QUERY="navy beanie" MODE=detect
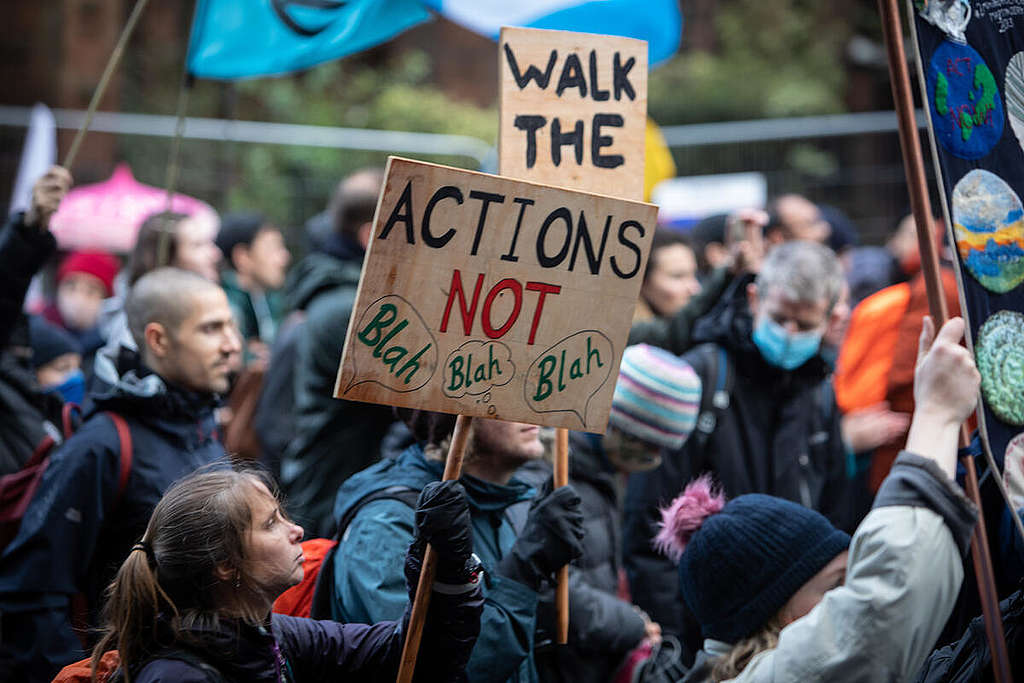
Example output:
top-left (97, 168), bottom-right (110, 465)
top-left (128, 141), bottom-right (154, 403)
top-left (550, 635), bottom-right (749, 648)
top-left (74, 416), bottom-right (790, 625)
top-left (675, 492), bottom-right (850, 644)
top-left (29, 315), bottom-right (82, 369)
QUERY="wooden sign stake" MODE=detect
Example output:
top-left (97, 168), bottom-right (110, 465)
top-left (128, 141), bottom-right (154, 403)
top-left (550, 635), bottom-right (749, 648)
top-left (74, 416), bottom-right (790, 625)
top-left (397, 413), bottom-right (474, 683)
top-left (554, 427), bottom-right (570, 643)
top-left (878, 1), bottom-right (1010, 680)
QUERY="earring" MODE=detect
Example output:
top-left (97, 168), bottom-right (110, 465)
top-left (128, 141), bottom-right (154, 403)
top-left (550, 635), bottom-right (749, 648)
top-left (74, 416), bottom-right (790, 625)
top-left (234, 571), bottom-right (241, 590)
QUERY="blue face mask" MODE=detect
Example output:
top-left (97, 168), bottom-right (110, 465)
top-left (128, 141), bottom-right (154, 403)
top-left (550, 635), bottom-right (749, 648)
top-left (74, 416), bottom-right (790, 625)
top-left (752, 316), bottom-right (823, 370)
top-left (44, 369), bottom-right (86, 405)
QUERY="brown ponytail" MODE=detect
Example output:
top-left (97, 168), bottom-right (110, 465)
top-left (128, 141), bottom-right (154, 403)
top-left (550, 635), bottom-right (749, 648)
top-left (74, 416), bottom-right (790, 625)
top-left (90, 464), bottom-right (282, 681)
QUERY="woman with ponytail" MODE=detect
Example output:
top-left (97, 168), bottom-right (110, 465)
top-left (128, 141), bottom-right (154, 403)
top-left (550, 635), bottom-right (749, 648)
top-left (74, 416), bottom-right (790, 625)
top-left (88, 465), bottom-right (483, 682)
top-left (656, 317), bottom-right (980, 682)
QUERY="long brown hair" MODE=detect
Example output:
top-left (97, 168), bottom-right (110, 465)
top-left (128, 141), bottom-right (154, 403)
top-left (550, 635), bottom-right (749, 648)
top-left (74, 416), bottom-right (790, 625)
top-left (128, 212), bottom-right (189, 285)
top-left (90, 465), bottom-right (281, 681)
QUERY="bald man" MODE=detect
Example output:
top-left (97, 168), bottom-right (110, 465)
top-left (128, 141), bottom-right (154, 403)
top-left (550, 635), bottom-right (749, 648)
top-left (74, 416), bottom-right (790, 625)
top-left (0, 267), bottom-right (240, 681)
top-left (765, 194), bottom-right (831, 246)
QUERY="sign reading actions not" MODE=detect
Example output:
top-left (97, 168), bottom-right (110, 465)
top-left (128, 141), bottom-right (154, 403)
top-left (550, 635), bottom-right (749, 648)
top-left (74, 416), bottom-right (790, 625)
top-left (335, 157), bottom-right (657, 432)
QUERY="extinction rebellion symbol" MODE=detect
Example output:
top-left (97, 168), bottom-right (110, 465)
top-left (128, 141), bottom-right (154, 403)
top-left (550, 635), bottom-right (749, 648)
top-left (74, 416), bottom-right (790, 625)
top-left (272, 0), bottom-right (347, 37)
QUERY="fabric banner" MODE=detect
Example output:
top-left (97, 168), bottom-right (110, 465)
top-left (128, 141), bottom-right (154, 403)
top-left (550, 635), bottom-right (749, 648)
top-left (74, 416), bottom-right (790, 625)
top-left (908, 0), bottom-right (1024, 482)
top-left (187, 0), bottom-right (431, 79)
top-left (424, 0), bottom-right (683, 66)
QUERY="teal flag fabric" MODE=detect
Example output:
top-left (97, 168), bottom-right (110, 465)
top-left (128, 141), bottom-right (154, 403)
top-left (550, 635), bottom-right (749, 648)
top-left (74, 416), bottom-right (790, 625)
top-left (187, 0), bottom-right (431, 79)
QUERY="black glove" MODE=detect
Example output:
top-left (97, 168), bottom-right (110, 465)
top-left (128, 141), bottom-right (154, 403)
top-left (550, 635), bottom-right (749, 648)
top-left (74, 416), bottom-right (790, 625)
top-left (409, 480), bottom-right (474, 584)
top-left (498, 484), bottom-right (585, 591)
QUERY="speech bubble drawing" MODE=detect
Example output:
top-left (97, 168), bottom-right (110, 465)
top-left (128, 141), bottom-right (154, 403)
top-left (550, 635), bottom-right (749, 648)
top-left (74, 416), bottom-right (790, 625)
top-left (442, 340), bottom-right (516, 398)
top-left (343, 294), bottom-right (438, 395)
top-left (523, 330), bottom-right (614, 428)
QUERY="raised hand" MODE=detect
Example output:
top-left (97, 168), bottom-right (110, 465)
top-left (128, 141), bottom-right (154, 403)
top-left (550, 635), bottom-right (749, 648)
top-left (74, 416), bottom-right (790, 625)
top-left (25, 166), bottom-right (72, 231)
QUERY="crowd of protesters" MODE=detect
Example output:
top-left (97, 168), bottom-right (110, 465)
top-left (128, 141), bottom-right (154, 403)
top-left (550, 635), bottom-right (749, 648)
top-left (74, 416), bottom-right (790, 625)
top-left (0, 164), bottom-right (1020, 682)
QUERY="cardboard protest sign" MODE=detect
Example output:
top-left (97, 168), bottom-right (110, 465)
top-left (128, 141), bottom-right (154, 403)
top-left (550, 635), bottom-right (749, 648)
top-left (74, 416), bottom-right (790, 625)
top-left (335, 156), bottom-right (657, 432)
top-left (499, 27), bottom-right (648, 199)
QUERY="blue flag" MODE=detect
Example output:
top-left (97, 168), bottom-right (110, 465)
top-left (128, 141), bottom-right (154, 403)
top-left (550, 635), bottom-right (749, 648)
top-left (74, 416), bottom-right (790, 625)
top-left (187, 0), bottom-right (432, 79)
top-left (425, 0), bottom-right (683, 66)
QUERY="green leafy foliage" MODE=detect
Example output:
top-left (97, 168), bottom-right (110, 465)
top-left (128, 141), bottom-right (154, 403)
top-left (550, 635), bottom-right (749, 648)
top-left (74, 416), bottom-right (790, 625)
top-left (650, 0), bottom-right (849, 124)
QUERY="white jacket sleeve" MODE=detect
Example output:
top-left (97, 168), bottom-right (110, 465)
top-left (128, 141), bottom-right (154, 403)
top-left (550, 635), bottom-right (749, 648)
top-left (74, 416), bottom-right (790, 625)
top-left (732, 505), bottom-right (964, 682)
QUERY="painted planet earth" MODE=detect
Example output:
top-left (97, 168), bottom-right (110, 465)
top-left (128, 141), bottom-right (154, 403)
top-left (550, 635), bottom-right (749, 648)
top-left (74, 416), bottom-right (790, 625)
top-left (927, 41), bottom-right (1004, 160)
top-left (952, 169), bottom-right (1024, 294)
top-left (975, 310), bottom-right (1024, 426)
top-left (1005, 52), bottom-right (1024, 153)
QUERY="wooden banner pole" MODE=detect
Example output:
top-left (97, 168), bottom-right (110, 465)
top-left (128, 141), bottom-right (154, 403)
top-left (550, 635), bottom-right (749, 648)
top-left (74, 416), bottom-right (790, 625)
top-left (396, 413), bottom-right (474, 683)
top-left (63, 0), bottom-right (152, 169)
top-left (554, 427), bottom-right (570, 644)
top-left (878, 1), bottom-right (1011, 680)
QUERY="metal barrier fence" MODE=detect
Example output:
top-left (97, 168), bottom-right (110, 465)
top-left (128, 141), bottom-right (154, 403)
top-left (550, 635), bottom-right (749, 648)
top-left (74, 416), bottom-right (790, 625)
top-left (0, 106), bottom-right (941, 245)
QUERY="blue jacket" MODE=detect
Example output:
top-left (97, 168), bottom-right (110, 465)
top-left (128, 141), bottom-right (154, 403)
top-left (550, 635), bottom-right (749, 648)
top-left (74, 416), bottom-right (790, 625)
top-left (0, 347), bottom-right (226, 681)
top-left (332, 445), bottom-right (540, 683)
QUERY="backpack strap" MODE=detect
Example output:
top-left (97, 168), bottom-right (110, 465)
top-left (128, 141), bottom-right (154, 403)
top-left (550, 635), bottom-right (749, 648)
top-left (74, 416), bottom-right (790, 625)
top-left (691, 344), bottom-right (735, 451)
top-left (309, 485), bottom-right (420, 620)
top-left (61, 403), bottom-right (82, 440)
top-left (103, 412), bottom-right (133, 503)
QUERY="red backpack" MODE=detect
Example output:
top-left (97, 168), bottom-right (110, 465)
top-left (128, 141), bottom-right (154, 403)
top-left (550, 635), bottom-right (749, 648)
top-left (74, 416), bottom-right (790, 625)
top-left (0, 406), bottom-right (133, 551)
top-left (52, 649), bottom-right (121, 683)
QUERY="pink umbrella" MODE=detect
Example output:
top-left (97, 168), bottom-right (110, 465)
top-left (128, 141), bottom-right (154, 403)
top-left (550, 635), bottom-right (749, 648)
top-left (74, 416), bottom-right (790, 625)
top-left (49, 163), bottom-right (219, 253)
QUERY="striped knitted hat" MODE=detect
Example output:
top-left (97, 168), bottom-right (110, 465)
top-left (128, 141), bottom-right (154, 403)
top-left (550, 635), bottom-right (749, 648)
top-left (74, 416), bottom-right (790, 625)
top-left (609, 344), bottom-right (701, 450)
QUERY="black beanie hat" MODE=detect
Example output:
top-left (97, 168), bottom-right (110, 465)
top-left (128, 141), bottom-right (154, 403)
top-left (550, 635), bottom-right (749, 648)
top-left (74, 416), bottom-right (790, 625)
top-left (29, 315), bottom-right (82, 369)
top-left (657, 478), bottom-right (851, 644)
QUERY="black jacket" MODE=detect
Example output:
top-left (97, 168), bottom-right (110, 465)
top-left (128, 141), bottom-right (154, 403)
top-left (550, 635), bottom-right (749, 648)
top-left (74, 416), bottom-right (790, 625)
top-left (916, 586), bottom-right (1024, 683)
top-left (280, 239), bottom-right (396, 537)
top-left (622, 287), bottom-right (848, 651)
top-left (512, 435), bottom-right (647, 682)
top-left (0, 347), bottom-right (226, 681)
top-left (131, 601), bottom-right (482, 683)
top-left (0, 212), bottom-right (62, 474)
top-left (253, 244), bottom-right (356, 472)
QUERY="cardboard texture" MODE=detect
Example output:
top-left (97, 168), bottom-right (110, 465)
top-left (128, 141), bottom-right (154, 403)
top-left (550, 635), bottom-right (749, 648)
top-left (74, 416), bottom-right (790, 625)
top-left (334, 156), bottom-right (657, 432)
top-left (499, 26), bottom-right (648, 199)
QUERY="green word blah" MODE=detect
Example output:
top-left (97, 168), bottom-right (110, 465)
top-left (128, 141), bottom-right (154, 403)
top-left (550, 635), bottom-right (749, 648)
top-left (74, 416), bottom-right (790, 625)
top-left (357, 303), bottom-right (431, 385)
top-left (531, 336), bottom-right (604, 401)
top-left (447, 346), bottom-right (503, 393)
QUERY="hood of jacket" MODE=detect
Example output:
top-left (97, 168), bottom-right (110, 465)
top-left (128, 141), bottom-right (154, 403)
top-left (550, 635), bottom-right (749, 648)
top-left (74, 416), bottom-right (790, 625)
top-left (140, 613), bottom-right (284, 683)
top-left (333, 443), bottom-right (534, 525)
top-left (88, 345), bottom-right (220, 426)
top-left (690, 275), bottom-right (831, 390)
top-left (284, 235), bottom-right (364, 312)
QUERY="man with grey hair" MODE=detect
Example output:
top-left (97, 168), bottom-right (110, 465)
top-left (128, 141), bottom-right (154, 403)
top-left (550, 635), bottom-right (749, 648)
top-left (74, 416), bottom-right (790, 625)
top-left (622, 241), bottom-right (851, 661)
top-left (0, 267), bottom-right (238, 680)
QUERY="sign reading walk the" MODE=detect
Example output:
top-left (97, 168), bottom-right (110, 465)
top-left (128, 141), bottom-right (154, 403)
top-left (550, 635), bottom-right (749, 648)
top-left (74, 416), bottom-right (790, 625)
top-left (335, 156), bottom-right (657, 432)
top-left (499, 27), bottom-right (648, 199)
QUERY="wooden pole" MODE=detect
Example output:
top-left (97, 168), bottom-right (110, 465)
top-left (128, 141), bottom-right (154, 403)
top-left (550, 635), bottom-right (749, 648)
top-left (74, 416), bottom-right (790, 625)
top-left (63, 0), bottom-right (152, 169)
top-left (554, 428), bottom-right (570, 644)
top-left (878, 1), bottom-right (1011, 680)
top-left (396, 414), bottom-right (473, 683)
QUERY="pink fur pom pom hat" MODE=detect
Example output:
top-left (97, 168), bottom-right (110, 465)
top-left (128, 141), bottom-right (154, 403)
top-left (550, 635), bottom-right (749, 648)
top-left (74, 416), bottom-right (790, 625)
top-left (656, 475), bottom-right (850, 644)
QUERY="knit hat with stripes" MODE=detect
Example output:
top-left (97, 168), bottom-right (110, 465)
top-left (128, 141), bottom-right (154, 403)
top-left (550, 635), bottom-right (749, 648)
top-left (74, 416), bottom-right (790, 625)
top-left (609, 344), bottom-right (701, 450)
